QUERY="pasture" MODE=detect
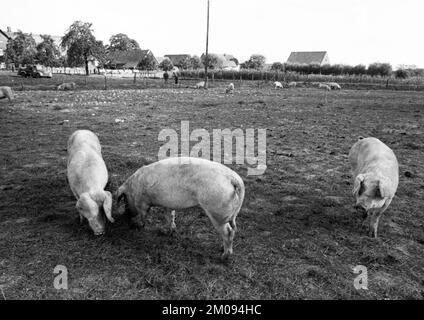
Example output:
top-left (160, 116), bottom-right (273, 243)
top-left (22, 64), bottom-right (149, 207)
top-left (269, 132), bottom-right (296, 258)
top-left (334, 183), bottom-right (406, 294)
top-left (0, 76), bottom-right (423, 299)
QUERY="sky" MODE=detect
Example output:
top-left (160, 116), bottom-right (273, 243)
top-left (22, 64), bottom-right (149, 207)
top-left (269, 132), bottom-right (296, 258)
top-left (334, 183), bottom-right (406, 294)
top-left (3, 0), bottom-right (424, 68)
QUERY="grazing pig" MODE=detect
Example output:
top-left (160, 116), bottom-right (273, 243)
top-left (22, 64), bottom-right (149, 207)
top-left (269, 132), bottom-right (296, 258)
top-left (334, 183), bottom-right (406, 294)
top-left (116, 157), bottom-right (245, 260)
top-left (274, 81), bottom-right (283, 89)
top-left (195, 81), bottom-right (206, 89)
top-left (327, 82), bottom-right (341, 90)
top-left (57, 82), bottom-right (76, 91)
top-left (0, 86), bottom-right (14, 101)
top-left (349, 137), bottom-right (399, 238)
top-left (67, 130), bottom-right (114, 235)
top-left (225, 82), bottom-right (235, 93)
top-left (318, 83), bottom-right (331, 91)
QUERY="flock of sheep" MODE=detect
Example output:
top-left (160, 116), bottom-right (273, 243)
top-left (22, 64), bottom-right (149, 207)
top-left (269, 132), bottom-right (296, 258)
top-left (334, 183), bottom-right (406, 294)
top-left (67, 129), bottom-right (399, 261)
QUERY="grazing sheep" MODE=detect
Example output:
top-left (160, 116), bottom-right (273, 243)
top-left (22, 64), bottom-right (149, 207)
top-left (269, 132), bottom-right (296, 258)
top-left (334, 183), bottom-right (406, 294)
top-left (0, 86), bottom-right (14, 101)
top-left (318, 83), bottom-right (331, 91)
top-left (116, 157), bottom-right (245, 260)
top-left (288, 81), bottom-right (297, 88)
top-left (327, 82), bottom-right (341, 90)
top-left (57, 82), bottom-right (76, 91)
top-left (274, 81), bottom-right (283, 89)
top-left (349, 137), bottom-right (399, 238)
top-left (67, 130), bottom-right (114, 235)
top-left (195, 81), bottom-right (206, 89)
top-left (225, 82), bottom-right (235, 93)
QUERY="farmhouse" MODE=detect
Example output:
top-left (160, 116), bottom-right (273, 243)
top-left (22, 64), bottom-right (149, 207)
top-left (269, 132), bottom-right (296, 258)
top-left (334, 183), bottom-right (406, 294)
top-left (105, 49), bottom-right (158, 69)
top-left (0, 27), bottom-right (65, 57)
top-left (286, 51), bottom-right (330, 66)
top-left (0, 28), bottom-right (12, 58)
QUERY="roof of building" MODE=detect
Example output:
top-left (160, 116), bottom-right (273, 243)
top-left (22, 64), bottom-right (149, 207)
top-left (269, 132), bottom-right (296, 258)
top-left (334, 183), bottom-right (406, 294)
top-left (201, 53), bottom-right (239, 69)
top-left (164, 54), bottom-right (191, 66)
top-left (107, 49), bottom-right (155, 68)
top-left (286, 51), bottom-right (328, 65)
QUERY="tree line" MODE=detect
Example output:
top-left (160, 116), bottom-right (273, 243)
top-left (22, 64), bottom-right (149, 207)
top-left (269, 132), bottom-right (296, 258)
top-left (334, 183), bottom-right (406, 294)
top-left (3, 21), bottom-right (423, 78)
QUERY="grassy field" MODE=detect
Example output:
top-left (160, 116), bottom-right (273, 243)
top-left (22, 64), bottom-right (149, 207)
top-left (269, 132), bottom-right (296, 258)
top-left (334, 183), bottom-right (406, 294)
top-left (0, 75), bottom-right (423, 299)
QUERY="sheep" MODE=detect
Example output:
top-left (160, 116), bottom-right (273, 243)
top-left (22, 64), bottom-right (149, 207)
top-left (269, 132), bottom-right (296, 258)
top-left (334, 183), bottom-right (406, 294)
top-left (288, 81), bottom-right (297, 88)
top-left (327, 82), bottom-right (342, 90)
top-left (116, 157), bottom-right (245, 260)
top-left (57, 82), bottom-right (76, 91)
top-left (0, 86), bottom-right (14, 101)
top-left (274, 81), bottom-right (283, 89)
top-left (225, 82), bottom-right (235, 93)
top-left (348, 137), bottom-right (399, 238)
top-left (318, 83), bottom-right (331, 91)
top-left (67, 130), bottom-right (114, 235)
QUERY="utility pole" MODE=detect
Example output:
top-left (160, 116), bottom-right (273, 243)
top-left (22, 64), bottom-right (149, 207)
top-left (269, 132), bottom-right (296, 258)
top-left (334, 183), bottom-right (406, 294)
top-left (204, 0), bottom-right (210, 89)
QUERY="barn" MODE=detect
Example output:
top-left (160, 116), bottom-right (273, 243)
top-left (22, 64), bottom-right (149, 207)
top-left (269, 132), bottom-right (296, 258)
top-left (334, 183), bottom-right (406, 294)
top-left (105, 49), bottom-right (158, 69)
top-left (286, 51), bottom-right (330, 65)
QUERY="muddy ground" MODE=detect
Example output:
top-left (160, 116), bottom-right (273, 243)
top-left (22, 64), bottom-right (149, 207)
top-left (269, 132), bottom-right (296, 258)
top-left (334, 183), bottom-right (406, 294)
top-left (0, 83), bottom-right (423, 299)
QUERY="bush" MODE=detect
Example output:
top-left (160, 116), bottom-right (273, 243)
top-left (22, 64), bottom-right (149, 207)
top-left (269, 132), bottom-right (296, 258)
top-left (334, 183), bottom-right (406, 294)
top-left (394, 69), bottom-right (409, 79)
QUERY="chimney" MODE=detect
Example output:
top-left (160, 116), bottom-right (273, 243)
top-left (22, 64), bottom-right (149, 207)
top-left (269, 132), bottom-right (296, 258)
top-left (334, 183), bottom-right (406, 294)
top-left (7, 27), bottom-right (11, 33)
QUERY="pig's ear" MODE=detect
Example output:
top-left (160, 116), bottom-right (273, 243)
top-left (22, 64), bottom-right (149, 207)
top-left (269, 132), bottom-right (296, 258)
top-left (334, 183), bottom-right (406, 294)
top-left (353, 174), bottom-right (365, 196)
top-left (76, 193), bottom-right (95, 219)
top-left (377, 177), bottom-right (391, 198)
top-left (103, 191), bottom-right (114, 223)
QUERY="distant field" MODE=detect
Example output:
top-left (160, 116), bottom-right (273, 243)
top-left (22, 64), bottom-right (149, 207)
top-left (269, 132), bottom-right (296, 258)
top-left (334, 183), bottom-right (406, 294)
top-left (1, 71), bottom-right (424, 92)
top-left (0, 82), bottom-right (423, 299)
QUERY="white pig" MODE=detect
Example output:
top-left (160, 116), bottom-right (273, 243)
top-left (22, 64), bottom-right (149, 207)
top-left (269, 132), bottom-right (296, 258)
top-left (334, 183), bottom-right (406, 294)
top-left (67, 130), bottom-right (114, 235)
top-left (116, 157), bottom-right (245, 260)
top-left (349, 137), bottom-right (399, 238)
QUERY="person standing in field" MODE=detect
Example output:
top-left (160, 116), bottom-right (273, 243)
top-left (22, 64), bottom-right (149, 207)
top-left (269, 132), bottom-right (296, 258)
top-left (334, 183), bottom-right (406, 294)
top-left (173, 71), bottom-right (179, 86)
top-left (163, 71), bottom-right (169, 84)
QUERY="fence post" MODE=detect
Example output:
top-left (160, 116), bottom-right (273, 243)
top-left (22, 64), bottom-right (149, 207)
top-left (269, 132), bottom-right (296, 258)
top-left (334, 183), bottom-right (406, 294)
top-left (134, 72), bottom-right (136, 84)
top-left (104, 75), bottom-right (107, 90)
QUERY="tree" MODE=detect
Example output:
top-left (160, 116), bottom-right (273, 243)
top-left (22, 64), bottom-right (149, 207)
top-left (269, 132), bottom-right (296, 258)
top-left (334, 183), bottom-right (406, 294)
top-left (367, 62), bottom-right (392, 77)
top-left (108, 33), bottom-right (140, 52)
top-left (178, 56), bottom-right (191, 70)
top-left (159, 58), bottom-right (173, 71)
top-left (61, 21), bottom-right (105, 75)
top-left (138, 54), bottom-right (158, 70)
top-left (189, 55), bottom-right (202, 69)
top-left (351, 64), bottom-right (366, 75)
top-left (201, 54), bottom-right (218, 69)
top-left (271, 62), bottom-right (284, 71)
top-left (35, 35), bottom-right (62, 67)
top-left (244, 54), bottom-right (266, 70)
top-left (5, 31), bottom-right (37, 66)
top-left (394, 69), bottom-right (409, 79)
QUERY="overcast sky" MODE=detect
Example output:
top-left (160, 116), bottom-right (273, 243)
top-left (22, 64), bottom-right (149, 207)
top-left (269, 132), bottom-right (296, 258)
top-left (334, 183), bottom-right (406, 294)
top-left (3, 0), bottom-right (424, 68)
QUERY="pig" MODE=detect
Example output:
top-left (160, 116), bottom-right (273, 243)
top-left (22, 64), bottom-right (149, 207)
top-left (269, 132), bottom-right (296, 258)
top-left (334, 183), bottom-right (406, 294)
top-left (67, 130), bottom-right (114, 235)
top-left (349, 137), bottom-right (399, 238)
top-left (116, 157), bottom-right (245, 260)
